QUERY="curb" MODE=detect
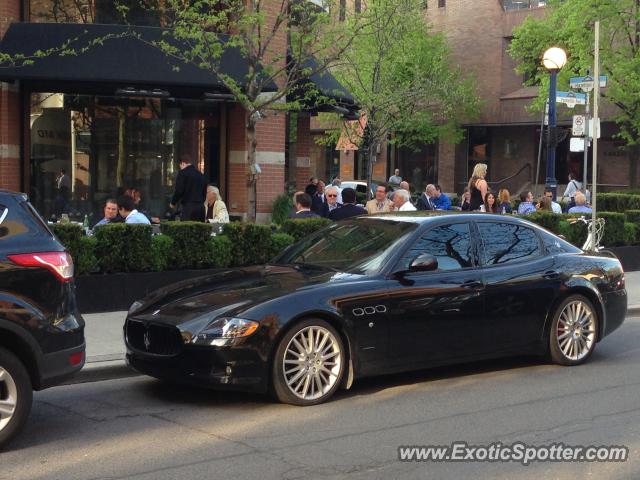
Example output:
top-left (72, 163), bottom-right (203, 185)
top-left (62, 354), bottom-right (139, 385)
top-left (628, 305), bottom-right (640, 317)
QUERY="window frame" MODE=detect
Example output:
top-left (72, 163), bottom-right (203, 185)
top-left (474, 219), bottom-right (545, 268)
top-left (393, 219), bottom-right (481, 274)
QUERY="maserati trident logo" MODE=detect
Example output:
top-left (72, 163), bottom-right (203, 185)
top-left (143, 329), bottom-right (151, 351)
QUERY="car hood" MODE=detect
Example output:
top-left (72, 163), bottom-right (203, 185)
top-left (128, 264), bottom-right (361, 327)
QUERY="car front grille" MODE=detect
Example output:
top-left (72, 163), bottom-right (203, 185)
top-left (126, 319), bottom-right (182, 356)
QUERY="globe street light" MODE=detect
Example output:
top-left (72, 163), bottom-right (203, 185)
top-left (542, 47), bottom-right (567, 200)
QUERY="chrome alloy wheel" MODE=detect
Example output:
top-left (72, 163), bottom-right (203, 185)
top-left (556, 300), bottom-right (597, 361)
top-left (282, 326), bottom-right (342, 401)
top-left (0, 366), bottom-right (18, 432)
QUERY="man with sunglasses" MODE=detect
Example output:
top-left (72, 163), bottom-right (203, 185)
top-left (543, 188), bottom-right (562, 214)
top-left (324, 185), bottom-right (342, 217)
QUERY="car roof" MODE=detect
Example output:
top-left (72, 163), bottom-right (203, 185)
top-left (0, 189), bottom-right (26, 200)
top-left (361, 211), bottom-right (539, 225)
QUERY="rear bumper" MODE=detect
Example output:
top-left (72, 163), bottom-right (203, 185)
top-left (126, 345), bottom-right (269, 393)
top-left (602, 289), bottom-right (627, 339)
top-left (38, 342), bottom-right (86, 389)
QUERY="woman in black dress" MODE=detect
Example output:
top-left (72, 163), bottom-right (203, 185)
top-left (468, 163), bottom-right (488, 211)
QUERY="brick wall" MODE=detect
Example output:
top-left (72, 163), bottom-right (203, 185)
top-left (0, 0), bottom-right (22, 191)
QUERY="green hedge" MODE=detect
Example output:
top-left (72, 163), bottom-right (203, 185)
top-left (523, 211), bottom-right (562, 234)
top-left (624, 222), bottom-right (637, 246)
top-left (599, 212), bottom-right (625, 247)
top-left (223, 222), bottom-right (273, 266)
top-left (596, 193), bottom-right (640, 212)
top-left (50, 224), bottom-right (97, 275)
top-left (270, 233), bottom-right (295, 258)
top-left (94, 223), bottom-right (154, 272)
top-left (281, 218), bottom-right (331, 241)
top-left (625, 209), bottom-right (640, 224)
top-left (160, 222), bottom-right (215, 269)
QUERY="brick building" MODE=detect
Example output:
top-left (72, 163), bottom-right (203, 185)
top-left (0, 0), bottom-right (354, 223)
top-left (310, 0), bottom-right (637, 197)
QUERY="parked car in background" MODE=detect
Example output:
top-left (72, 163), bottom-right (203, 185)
top-left (124, 213), bottom-right (626, 406)
top-left (0, 190), bottom-right (85, 449)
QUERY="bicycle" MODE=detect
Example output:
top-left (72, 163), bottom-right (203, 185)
top-left (568, 216), bottom-right (616, 258)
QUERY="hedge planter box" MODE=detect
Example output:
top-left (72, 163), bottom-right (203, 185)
top-left (75, 268), bottom-right (223, 314)
top-left (608, 246), bottom-right (640, 273)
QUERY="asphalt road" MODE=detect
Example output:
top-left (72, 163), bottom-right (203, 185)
top-left (3, 317), bottom-right (640, 480)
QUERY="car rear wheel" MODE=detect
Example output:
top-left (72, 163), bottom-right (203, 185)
top-left (0, 347), bottom-right (32, 450)
top-left (272, 319), bottom-right (345, 406)
top-left (549, 295), bottom-right (598, 366)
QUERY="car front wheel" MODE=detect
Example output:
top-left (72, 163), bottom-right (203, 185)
top-left (0, 347), bottom-right (33, 450)
top-left (272, 319), bottom-right (345, 406)
top-left (549, 295), bottom-right (598, 366)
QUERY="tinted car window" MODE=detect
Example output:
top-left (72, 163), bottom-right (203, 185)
top-left (478, 222), bottom-right (541, 265)
top-left (275, 218), bottom-right (418, 274)
top-left (399, 223), bottom-right (473, 271)
top-left (542, 232), bottom-right (581, 255)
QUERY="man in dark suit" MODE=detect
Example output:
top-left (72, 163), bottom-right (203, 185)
top-left (329, 188), bottom-right (366, 221)
top-left (292, 193), bottom-right (320, 218)
top-left (170, 155), bottom-right (208, 221)
top-left (416, 184), bottom-right (436, 211)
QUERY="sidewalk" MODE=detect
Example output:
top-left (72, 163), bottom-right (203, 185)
top-left (70, 271), bottom-right (640, 385)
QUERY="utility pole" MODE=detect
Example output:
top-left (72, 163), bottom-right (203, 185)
top-left (591, 21), bottom-right (600, 250)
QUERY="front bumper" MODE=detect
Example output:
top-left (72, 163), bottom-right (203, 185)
top-left (126, 345), bottom-right (269, 393)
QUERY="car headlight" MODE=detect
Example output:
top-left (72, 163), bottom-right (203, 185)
top-left (193, 317), bottom-right (259, 346)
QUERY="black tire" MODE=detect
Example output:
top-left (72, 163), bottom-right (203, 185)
top-left (272, 319), bottom-right (345, 406)
top-left (0, 347), bottom-right (33, 450)
top-left (549, 295), bottom-right (598, 366)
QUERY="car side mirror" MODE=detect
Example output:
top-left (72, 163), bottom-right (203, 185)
top-left (409, 253), bottom-right (438, 272)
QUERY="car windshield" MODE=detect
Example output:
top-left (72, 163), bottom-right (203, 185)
top-left (274, 218), bottom-right (418, 275)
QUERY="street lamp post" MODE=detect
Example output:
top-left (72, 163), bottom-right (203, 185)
top-left (542, 47), bottom-right (567, 200)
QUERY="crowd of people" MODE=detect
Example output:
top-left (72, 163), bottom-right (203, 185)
top-left (291, 164), bottom-right (593, 222)
top-left (91, 155), bottom-right (229, 229)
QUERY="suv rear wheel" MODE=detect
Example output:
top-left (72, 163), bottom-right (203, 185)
top-left (0, 347), bottom-right (32, 449)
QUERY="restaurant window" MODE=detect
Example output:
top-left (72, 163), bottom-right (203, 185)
top-left (396, 143), bottom-right (438, 194)
top-left (467, 126), bottom-right (491, 182)
top-left (355, 0), bottom-right (362, 13)
top-left (438, 0), bottom-right (446, 7)
top-left (29, 92), bottom-right (222, 223)
top-left (339, 0), bottom-right (346, 21)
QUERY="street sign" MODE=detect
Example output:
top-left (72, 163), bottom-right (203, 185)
top-left (569, 75), bottom-right (607, 92)
top-left (557, 91), bottom-right (587, 107)
top-left (570, 137), bottom-right (586, 152)
top-left (572, 115), bottom-right (586, 136)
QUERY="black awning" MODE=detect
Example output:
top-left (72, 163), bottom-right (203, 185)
top-left (291, 57), bottom-right (358, 118)
top-left (0, 22), bottom-right (276, 97)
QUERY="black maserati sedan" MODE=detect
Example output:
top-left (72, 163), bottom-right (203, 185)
top-left (125, 213), bottom-right (627, 405)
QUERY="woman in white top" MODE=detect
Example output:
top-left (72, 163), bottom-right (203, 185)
top-left (562, 173), bottom-right (582, 201)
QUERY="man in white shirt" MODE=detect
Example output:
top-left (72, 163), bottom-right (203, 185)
top-left (117, 195), bottom-right (151, 224)
top-left (393, 189), bottom-right (416, 211)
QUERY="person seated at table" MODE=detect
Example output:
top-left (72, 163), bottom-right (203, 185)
top-left (117, 195), bottom-right (151, 224)
top-left (125, 187), bottom-right (160, 224)
top-left (93, 198), bottom-right (118, 228)
top-left (568, 192), bottom-right (593, 214)
top-left (204, 185), bottom-right (229, 223)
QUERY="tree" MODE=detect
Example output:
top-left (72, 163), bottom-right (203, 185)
top-left (330, 0), bottom-right (479, 197)
top-left (509, 0), bottom-right (640, 183)
top-left (117, 0), bottom-right (365, 221)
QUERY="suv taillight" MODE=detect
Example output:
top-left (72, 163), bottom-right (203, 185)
top-left (8, 252), bottom-right (74, 282)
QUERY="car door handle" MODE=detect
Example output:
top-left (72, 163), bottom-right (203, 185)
top-left (462, 280), bottom-right (482, 289)
top-left (543, 270), bottom-right (560, 280)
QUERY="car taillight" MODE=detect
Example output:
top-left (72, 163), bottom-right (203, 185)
top-left (8, 251), bottom-right (74, 282)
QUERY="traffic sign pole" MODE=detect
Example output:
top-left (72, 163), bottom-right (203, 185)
top-left (583, 91), bottom-right (590, 193)
top-left (591, 21), bottom-right (600, 251)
